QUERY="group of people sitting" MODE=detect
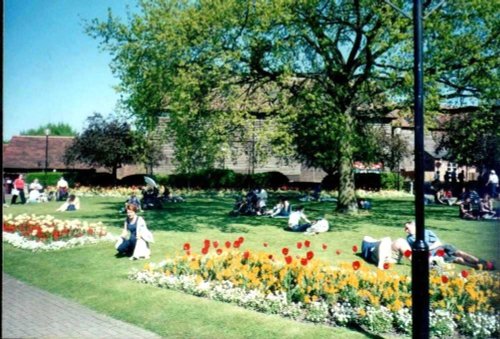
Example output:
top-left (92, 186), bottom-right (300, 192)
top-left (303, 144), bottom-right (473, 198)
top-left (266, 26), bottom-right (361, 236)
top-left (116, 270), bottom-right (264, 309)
top-left (457, 189), bottom-right (499, 220)
top-left (230, 188), bottom-right (269, 216)
top-left (361, 221), bottom-right (495, 271)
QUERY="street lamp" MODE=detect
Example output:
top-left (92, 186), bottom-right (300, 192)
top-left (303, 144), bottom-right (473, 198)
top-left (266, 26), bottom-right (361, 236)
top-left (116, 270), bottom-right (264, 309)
top-left (394, 127), bottom-right (402, 190)
top-left (45, 129), bottom-right (50, 184)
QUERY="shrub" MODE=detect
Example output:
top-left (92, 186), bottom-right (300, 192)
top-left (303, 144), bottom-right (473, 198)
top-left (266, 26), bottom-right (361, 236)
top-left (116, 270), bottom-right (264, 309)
top-left (251, 171), bottom-right (289, 189)
top-left (380, 172), bottom-right (400, 190)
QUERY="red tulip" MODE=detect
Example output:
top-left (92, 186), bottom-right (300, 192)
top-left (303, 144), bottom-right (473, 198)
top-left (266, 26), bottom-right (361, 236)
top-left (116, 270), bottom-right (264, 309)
top-left (335, 249), bottom-right (341, 255)
top-left (238, 236), bottom-right (244, 244)
top-left (243, 251), bottom-right (250, 259)
top-left (304, 240), bottom-right (311, 248)
top-left (213, 241), bottom-right (219, 248)
top-left (216, 249), bottom-right (223, 255)
top-left (225, 241), bottom-right (231, 248)
top-left (297, 242), bottom-right (303, 249)
top-left (201, 247), bottom-right (209, 255)
top-left (322, 243), bottom-right (327, 250)
top-left (441, 275), bottom-right (449, 284)
top-left (352, 261), bottom-right (361, 270)
top-left (404, 250), bottom-right (412, 258)
top-left (461, 270), bottom-right (469, 278)
top-left (436, 249), bottom-right (445, 257)
top-left (306, 251), bottom-right (314, 260)
top-left (300, 258), bottom-right (308, 266)
top-left (282, 247), bottom-right (289, 256)
top-left (352, 245), bottom-right (358, 253)
top-left (268, 254), bottom-right (274, 260)
top-left (183, 243), bottom-right (191, 251)
top-left (203, 239), bottom-right (210, 247)
top-left (285, 255), bottom-right (293, 264)
top-left (383, 263), bottom-right (390, 270)
top-left (233, 241), bottom-right (240, 248)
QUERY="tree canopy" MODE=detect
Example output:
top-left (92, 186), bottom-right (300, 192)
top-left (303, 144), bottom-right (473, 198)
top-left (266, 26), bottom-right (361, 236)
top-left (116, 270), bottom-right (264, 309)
top-left (63, 113), bottom-right (143, 182)
top-left (20, 122), bottom-right (77, 137)
top-left (88, 0), bottom-right (498, 211)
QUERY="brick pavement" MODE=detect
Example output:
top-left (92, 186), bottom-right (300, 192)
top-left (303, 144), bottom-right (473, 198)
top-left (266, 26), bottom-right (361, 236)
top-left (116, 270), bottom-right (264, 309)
top-left (2, 272), bottom-right (161, 338)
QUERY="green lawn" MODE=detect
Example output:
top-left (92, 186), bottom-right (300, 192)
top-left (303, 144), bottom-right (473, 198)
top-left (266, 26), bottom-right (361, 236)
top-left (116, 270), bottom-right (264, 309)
top-left (3, 193), bottom-right (499, 338)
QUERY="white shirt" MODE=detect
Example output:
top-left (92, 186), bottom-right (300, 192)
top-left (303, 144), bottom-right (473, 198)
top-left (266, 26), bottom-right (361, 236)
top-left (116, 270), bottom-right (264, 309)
top-left (57, 178), bottom-right (69, 188)
top-left (288, 210), bottom-right (308, 227)
top-left (488, 173), bottom-right (499, 185)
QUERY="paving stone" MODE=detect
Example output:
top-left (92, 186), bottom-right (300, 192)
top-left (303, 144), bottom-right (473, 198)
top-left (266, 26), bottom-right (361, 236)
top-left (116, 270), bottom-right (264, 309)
top-left (2, 272), bottom-right (161, 339)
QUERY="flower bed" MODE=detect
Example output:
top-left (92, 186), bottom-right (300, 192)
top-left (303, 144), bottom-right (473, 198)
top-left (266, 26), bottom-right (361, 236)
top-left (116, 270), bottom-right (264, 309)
top-left (130, 237), bottom-right (499, 337)
top-left (2, 214), bottom-right (115, 251)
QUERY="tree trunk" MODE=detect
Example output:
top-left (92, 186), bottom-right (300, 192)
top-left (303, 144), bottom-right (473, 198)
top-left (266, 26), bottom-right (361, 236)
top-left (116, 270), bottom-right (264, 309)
top-left (336, 112), bottom-right (358, 213)
top-left (112, 165), bottom-right (118, 186)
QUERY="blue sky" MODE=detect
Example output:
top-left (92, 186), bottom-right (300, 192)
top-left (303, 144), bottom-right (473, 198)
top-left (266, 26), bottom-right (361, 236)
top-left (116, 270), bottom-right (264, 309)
top-left (3, 0), bottom-right (138, 140)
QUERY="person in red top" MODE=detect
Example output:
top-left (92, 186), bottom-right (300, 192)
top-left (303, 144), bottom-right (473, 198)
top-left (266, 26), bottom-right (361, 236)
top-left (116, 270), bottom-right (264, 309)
top-left (11, 174), bottom-right (26, 204)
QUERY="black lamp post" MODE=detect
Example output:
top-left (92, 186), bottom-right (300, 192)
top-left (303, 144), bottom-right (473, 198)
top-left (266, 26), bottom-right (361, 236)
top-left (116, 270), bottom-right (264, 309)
top-left (45, 129), bottom-right (50, 184)
top-left (394, 127), bottom-right (402, 190)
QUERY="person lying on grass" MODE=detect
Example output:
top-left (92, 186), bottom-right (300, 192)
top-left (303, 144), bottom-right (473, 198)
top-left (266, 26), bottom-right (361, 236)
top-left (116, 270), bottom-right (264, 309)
top-left (404, 221), bottom-right (495, 270)
top-left (361, 236), bottom-right (412, 270)
top-left (116, 203), bottom-right (154, 260)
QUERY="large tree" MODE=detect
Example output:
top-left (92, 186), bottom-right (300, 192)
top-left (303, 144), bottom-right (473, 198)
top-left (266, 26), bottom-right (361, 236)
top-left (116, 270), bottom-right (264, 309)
top-left (63, 113), bottom-right (143, 182)
top-left (88, 0), bottom-right (498, 211)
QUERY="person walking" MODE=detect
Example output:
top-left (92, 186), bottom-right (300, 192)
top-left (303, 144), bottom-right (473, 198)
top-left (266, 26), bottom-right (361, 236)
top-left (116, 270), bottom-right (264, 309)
top-left (11, 174), bottom-right (26, 205)
top-left (485, 170), bottom-right (499, 199)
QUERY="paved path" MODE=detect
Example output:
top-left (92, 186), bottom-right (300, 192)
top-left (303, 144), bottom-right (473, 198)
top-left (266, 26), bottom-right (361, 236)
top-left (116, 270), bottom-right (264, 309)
top-left (2, 272), bottom-right (161, 338)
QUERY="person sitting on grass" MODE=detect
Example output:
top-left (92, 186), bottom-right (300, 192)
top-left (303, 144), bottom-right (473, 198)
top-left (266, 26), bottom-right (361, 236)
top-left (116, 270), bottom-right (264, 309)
top-left (458, 197), bottom-right (478, 220)
top-left (303, 217), bottom-right (330, 235)
top-left (404, 221), bottom-right (494, 270)
top-left (479, 194), bottom-right (498, 220)
top-left (285, 205), bottom-right (312, 232)
top-left (266, 196), bottom-right (291, 218)
top-left (56, 194), bottom-right (80, 212)
top-left (116, 203), bottom-right (154, 260)
top-left (361, 236), bottom-right (412, 270)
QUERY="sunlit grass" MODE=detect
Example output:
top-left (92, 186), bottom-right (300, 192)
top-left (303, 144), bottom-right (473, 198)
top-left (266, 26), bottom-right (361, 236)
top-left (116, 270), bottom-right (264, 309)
top-left (3, 192), bottom-right (499, 338)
